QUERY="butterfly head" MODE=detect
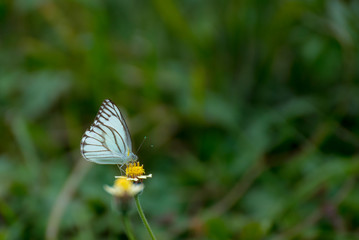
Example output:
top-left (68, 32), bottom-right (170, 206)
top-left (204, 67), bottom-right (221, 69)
top-left (130, 153), bottom-right (138, 161)
top-left (126, 148), bottom-right (138, 162)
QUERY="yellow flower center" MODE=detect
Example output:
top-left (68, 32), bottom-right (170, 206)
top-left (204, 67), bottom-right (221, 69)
top-left (126, 162), bottom-right (145, 179)
top-left (114, 178), bottom-right (132, 191)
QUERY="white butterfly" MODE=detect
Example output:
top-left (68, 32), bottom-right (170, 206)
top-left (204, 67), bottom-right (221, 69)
top-left (80, 99), bottom-right (138, 165)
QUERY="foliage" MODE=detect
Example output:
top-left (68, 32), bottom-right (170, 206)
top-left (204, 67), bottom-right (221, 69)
top-left (1, 0), bottom-right (359, 239)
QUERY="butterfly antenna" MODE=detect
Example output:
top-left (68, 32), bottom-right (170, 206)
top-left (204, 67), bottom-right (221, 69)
top-left (136, 136), bottom-right (147, 153)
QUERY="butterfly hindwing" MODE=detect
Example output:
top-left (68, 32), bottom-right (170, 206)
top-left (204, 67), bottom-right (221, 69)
top-left (80, 99), bottom-right (135, 165)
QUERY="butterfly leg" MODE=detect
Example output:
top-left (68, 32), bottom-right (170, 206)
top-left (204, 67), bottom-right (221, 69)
top-left (117, 164), bottom-right (126, 175)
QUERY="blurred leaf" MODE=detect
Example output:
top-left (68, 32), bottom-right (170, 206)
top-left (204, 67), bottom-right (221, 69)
top-left (19, 71), bottom-right (71, 120)
top-left (241, 221), bottom-right (267, 240)
top-left (205, 217), bottom-right (231, 240)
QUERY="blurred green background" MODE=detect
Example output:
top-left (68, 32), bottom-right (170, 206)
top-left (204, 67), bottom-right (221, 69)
top-left (1, 0), bottom-right (359, 239)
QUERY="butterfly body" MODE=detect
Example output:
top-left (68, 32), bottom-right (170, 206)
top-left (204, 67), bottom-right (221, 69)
top-left (81, 99), bottom-right (137, 165)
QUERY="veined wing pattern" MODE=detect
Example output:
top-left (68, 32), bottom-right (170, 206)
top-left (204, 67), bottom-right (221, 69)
top-left (80, 99), bottom-right (137, 165)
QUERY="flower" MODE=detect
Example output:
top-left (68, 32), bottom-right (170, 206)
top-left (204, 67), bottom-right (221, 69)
top-left (105, 161), bottom-right (152, 198)
top-left (104, 161), bottom-right (155, 236)
top-left (104, 177), bottom-right (144, 197)
top-left (116, 161), bottom-right (152, 182)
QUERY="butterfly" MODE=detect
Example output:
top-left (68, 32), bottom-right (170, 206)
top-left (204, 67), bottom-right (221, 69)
top-left (80, 99), bottom-right (138, 165)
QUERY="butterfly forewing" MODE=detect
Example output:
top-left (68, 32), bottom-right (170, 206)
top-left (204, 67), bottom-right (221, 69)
top-left (81, 99), bottom-right (134, 165)
top-left (102, 100), bottom-right (133, 150)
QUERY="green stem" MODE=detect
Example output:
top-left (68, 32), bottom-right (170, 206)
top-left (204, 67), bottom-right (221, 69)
top-left (122, 213), bottom-right (136, 240)
top-left (134, 194), bottom-right (157, 240)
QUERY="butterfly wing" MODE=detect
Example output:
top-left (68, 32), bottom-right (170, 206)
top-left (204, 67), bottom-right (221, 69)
top-left (81, 99), bottom-right (134, 165)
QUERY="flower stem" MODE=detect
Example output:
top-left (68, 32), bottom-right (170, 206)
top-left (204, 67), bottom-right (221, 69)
top-left (122, 213), bottom-right (136, 240)
top-left (134, 194), bottom-right (157, 240)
